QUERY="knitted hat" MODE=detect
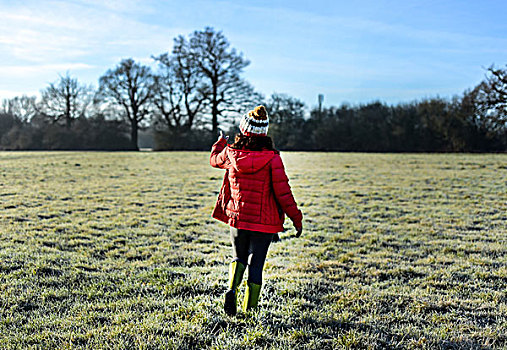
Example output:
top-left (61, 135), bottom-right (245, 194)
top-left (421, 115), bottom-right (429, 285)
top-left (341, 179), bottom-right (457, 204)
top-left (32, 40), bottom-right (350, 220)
top-left (239, 105), bottom-right (269, 136)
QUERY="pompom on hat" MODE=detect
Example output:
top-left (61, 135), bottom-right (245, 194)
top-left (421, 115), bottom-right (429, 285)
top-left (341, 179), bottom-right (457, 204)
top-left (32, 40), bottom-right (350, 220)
top-left (239, 105), bottom-right (269, 136)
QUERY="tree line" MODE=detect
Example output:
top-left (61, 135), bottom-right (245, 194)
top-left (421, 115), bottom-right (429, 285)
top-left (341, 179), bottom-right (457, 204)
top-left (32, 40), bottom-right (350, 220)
top-left (0, 27), bottom-right (505, 152)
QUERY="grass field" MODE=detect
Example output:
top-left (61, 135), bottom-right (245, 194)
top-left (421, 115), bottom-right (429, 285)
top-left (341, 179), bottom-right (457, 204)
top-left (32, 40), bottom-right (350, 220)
top-left (0, 151), bottom-right (506, 349)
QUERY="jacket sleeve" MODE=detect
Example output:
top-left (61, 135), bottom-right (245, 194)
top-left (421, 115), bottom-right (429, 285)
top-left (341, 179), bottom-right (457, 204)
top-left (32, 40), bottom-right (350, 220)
top-left (210, 138), bottom-right (229, 169)
top-left (271, 154), bottom-right (303, 229)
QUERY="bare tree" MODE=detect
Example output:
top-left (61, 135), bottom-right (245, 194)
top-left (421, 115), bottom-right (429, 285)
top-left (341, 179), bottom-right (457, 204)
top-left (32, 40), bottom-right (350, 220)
top-left (152, 56), bottom-right (184, 130)
top-left (483, 65), bottom-right (507, 116)
top-left (473, 65), bottom-right (507, 135)
top-left (187, 27), bottom-right (261, 134)
top-left (1, 95), bottom-right (37, 122)
top-left (266, 93), bottom-right (306, 125)
top-left (39, 73), bottom-right (93, 128)
top-left (152, 35), bottom-right (207, 131)
top-left (98, 58), bottom-right (155, 150)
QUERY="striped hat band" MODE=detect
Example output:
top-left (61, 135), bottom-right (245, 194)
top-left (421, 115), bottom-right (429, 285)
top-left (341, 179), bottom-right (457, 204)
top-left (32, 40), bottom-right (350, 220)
top-left (239, 113), bottom-right (269, 136)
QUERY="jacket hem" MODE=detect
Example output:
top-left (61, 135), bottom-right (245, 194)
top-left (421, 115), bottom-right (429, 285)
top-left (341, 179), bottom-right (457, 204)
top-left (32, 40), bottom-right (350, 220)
top-left (212, 214), bottom-right (283, 234)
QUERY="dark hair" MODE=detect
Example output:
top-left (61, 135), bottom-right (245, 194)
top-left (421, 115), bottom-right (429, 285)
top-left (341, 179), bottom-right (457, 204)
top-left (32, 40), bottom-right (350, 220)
top-left (230, 133), bottom-right (276, 151)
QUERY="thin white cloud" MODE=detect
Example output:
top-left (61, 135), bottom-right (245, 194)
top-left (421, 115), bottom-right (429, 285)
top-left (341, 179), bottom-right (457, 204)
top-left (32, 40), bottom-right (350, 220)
top-left (0, 1), bottom-right (180, 64)
top-left (233, 2), bottom-right (507, 52)
top-left (0, 0), bottom-right (183, 97)
top-left (0, 63), bottom-right (95, 76)
top-left (69, 0), bottom-right (155, 15)
top-left (0, 90), bottom-right (39, 99)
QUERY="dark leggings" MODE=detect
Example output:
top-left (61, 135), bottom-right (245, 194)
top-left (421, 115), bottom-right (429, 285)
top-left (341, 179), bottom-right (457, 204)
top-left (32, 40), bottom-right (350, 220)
top-left (230, 227), bottom-right (274, 285)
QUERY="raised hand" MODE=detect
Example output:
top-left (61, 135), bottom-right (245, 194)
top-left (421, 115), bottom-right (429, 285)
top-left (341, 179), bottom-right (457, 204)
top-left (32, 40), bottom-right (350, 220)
top-left (218, 130), bottom-right (229, 142)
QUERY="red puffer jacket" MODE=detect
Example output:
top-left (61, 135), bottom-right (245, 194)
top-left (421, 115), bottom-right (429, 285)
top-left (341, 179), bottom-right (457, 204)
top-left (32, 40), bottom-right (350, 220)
top-left (210, 138), bottom-right (303, 233)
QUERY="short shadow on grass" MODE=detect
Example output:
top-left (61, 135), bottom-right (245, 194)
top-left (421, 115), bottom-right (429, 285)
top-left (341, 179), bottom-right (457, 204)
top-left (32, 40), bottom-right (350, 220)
top-left (264, 280), bottom-right (496, 349)
top-left (265, 309), bottom-right (493, 349)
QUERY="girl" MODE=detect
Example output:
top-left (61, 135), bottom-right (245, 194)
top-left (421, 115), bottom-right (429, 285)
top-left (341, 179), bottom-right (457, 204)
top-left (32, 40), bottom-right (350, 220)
top-left (210, 105), bottom-right (303, 316)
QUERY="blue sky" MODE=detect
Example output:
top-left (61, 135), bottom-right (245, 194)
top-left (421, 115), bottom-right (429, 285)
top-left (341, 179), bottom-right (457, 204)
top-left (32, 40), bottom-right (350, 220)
top-left (1, 0), bottom-right (506, 108)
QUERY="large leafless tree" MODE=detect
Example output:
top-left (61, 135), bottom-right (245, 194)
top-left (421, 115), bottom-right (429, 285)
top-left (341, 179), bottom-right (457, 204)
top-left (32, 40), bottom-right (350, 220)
top-left (472, 65), bottom-right (507, 135)
top-left (154, 27), bottom-right (260, 135)
top-left (98, 58), bottom-right (155, 150)
top-left (153, 35), bottom-right (208, 131)
top-left (483, 65), bottom-right (507, 117)
top-left (186, 27), bottom-right (261, 134)
top-left (39, 73), bottom-right (93, 128)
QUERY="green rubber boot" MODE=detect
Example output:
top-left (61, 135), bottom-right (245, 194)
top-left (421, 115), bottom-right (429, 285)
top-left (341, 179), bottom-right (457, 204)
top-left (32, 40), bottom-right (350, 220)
top-left (224, 261), bottom-right (246, 316)
top-left (242, 282), bottom-right (262, 312)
